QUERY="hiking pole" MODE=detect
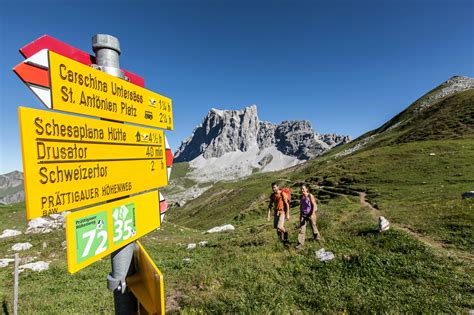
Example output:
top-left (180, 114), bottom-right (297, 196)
top-left (92, 34), bottom-right (138, 314)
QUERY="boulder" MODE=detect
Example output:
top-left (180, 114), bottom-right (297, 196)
top-left (0, 259), bottom-right (15, 268)
top-left (12, 243), bottom-right (33, 251)
top-left (19, 261), bottom-right (50, 272)
top-left (315, 248), bottom-right (335, 262)
top-left (0, 229), bottom-right (22, 238)
top-left (378, 216), bottom-right (390, 232)
top-left (205, 224), bottom-right (235, 234)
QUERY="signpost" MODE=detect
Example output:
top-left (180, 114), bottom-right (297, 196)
top-left (15, 34), bottom-right (172, 313)
top-left (14, 50), bottom-right (173, 130)
top-left (19, 35), bottom-right (145, 87)
top-left (19, 107), bottom-right (168, 219)
top-left (65, 191), bottom-right (161, 273)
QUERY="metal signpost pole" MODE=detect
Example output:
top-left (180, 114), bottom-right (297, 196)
top-left (92, 34), bottom-right (137, 314)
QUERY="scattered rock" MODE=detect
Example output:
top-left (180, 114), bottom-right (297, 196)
top-left (0, 259), bottom-right (15, 268)
top-left (26, 214), bottom-right (66, 234)
top-left (429, 153), bottom-right (436, 156)
top-left (12, 243), bottom-right (33, 251)
top-left (0, 229), bottom-right (22, 238)
top-left (378, 216), bottom-right (390, 232)
top-left (199, 241), bottom-right (208, 247)
top-left (19, 261), bottom-right (50, 273)
top-left (42, 242), bottom-right (47, 249)
top-left (175, 201), bottom-right (186, 208)
top-left (335, 135), bottom-right (376, 158)
top-left (315, 248), bottom-right (335, 262)
top-left (183, 258), bottom-right (192, 263)
top-left (21, 256), bottom-right (38, 264)
top-left (205, 224), bottom-right (235, 234)
top-left (415, 76), bottom-right (474, 112)
top-left (28, 217), bottom-right (50, 229)
top-left (186, 243), bottom-right (197, 250)
top-left (462, 191), bottom-right (474, 199)
top-left (62, 241), bottom-right (67, 249)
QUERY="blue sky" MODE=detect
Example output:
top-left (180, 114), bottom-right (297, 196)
top-left (1, 0), bottom-right (473, 173)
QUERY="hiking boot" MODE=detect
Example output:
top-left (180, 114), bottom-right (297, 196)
top-left (277, 231), bottom-right (283, 241)
top-left (295, 244), bottom-right (303, 250)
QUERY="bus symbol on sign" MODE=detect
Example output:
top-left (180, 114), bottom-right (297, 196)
top-left (145, 111), bottom-right (153, 120)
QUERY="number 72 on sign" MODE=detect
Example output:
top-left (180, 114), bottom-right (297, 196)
top-left (66, 190), bottom-right (161, 273)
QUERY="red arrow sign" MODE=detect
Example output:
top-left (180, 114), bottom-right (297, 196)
top-left (19, 35), bottom-right (145, 87)
top-left (13, 62), bottom-right (50, 88)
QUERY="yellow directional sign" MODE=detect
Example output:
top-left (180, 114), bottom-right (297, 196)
top-left (19, 107), bottom-right (168, 219)
top-left (65, 191), bottom-right (161, 273)
top-left (127, 241), bottom-right (165, 315)
top-left (47, 50), bottom-right (173, 130)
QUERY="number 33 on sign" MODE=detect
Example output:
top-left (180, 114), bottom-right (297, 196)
top-left (66, 191), bottom-right (160, 273)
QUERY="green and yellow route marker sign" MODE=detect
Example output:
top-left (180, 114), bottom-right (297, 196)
top-left (66, 190), bottom-right (161, 273)
top-left (14, 49), bottom-right (173, 130)
top-left (19, 107), bottom-right (168, 219)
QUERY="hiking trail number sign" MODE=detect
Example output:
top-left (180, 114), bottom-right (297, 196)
top-left (66, 191), bottom-right (161, 273)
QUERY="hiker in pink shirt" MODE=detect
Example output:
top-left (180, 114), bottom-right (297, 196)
top-left (295, 184), bottom-right (322, 249)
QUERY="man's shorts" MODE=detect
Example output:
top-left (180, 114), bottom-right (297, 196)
top-left (273, 213), bottom-right (285, 230)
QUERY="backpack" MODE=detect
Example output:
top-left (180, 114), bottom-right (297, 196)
top-left (280, 188), bottom-right (291, 211)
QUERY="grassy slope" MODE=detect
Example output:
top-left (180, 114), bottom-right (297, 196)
top-left (161, 162), bottom-right (197, 195)
top-left (159, 87), bottom-right (474, 312)
top-left (147, 196), bottom-right (473, 313)
top-left (1, 88), bottom-right (473, 313)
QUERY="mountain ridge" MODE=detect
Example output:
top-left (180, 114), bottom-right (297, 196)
top-left (0, 170), bottom-right (24, 205)
top-left (175, 104), bottom-right (351, 162)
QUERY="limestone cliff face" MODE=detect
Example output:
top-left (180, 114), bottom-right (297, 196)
top-left (274, 121), bottom-right (327, 160)
top-left (174, 105), bottom-right (350, 162)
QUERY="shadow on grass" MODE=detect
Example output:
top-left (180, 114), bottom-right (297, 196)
top-left (357, 227), bottom-right (380, 237)
top-left (2, 298), bottom-right (9, 315)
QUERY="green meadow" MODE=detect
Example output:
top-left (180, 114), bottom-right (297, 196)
top-left (1, 87), bottom-right (473, 313)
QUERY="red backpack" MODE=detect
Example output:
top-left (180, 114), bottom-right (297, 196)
top-left (280, 187), bottom-right (291, 210)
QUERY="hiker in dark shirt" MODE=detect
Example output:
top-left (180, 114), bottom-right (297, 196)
top-left (267, 182), bottom-right (290, 242)
top-left (295, 184), bottom-right (321, 249)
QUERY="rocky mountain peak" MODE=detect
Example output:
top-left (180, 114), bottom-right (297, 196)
top-left (174, 105), bottom-right (350, 163)
top-left (175, 105), bottom-right (260, 162)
